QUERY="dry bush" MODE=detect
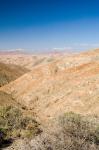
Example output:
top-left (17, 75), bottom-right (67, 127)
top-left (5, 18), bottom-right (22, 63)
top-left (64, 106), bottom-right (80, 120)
top-left (30, 112), bottom-right (99, 150)
top-left (1, 109), bottom-right (99, 150)
top-left (58, 112), bottom-right (99, 150)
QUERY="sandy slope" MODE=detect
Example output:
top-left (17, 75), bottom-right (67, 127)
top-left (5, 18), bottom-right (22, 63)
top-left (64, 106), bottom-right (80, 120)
top-left (0, 49), bottom-right (99, 125)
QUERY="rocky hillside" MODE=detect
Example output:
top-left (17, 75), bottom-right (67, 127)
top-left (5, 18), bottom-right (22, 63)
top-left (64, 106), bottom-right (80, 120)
top-left (1, 49), bottom-right (99, 149)
top-left (1, 49), bottom-right (99, 125)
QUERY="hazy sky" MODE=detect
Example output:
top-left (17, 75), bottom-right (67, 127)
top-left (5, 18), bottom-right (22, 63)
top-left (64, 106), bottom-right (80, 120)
top-left (0, 0), bottom-right (99, 52)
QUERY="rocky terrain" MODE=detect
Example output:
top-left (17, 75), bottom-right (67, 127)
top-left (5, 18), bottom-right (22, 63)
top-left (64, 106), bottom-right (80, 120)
top-left (0, 49), bottom-right (99, 149)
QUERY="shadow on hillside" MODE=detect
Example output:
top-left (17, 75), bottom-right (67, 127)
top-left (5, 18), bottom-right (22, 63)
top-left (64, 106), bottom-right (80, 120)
top-left (0, 138), bottom-right (13, 149)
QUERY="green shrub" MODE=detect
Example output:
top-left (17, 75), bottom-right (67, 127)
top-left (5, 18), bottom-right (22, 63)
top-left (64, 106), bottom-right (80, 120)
top-left (0, 106), bottom-right (42, 147)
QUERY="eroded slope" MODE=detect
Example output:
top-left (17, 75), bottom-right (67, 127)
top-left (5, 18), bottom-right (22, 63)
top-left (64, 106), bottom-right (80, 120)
top-left (1, 49), bottom-right (99, 124)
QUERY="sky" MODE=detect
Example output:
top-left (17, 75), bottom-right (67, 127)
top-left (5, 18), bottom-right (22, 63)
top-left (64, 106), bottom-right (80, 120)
top-left (0, 0), bottom-right (99, 52)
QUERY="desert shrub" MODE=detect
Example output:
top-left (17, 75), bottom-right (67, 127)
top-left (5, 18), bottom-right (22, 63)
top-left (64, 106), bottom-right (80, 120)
top-left (57, 112), bottom-right (99, 150)
top-left (0, 106), bottom-right (42, 147)
top-left (32, 112), bottom-right (99, 150)
top-left (1, 107), bottom-right (99, 150)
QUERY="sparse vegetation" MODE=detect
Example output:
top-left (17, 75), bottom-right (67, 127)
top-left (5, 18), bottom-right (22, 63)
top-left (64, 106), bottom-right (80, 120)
top-left (58, 112), bottom-right (99, 150)
top-left (1, 110), bottom-right (99, 149)
top-left (0, 106), bottom-right (42, 148)
top-left (33, 112), bottom-right (99, 150)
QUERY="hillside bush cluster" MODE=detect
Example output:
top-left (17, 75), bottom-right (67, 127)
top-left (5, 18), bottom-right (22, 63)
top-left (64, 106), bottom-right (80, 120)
top-left (32, 112), bottom-right (99, 150)
top-left (0, 106), bottom-right (41, 147)
top-left (1, 106), bottom-right (99, 150)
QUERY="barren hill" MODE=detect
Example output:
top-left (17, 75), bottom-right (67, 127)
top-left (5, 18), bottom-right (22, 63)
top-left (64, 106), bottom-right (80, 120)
top-left (0, 49), bottom-right (99, 125)
top-left (0, 53), bottom-right (59, 70)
